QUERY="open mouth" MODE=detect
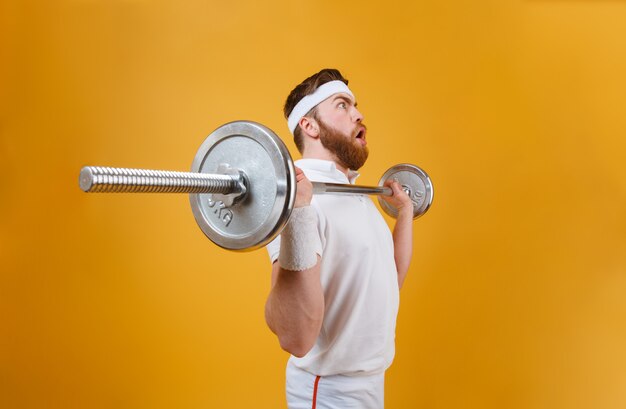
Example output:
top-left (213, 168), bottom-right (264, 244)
top-left (355, 127), bottom-right (367, 145)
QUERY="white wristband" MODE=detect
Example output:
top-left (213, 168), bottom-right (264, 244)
top-left (278, 206), bottom-right (322, 271)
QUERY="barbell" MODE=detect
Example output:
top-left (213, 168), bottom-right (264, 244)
top-left (79, 121), bottom-right (434, 251)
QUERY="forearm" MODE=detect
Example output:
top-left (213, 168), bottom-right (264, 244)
top-left (264, 203), bottom-right (324, 357)
top-left (265, 261), bottom-right (324, 357)
top-left (393, 207), bottom-right (414, 288)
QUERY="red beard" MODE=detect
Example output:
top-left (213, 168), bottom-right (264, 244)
top-left (318, 120), bottom-right (369, 171)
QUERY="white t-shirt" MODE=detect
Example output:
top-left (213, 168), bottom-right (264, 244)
top-left (266, 159), bottom-right (400, 376)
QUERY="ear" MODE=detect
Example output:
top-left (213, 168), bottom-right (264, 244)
top-left (298, 116), bottom-right (320, 138)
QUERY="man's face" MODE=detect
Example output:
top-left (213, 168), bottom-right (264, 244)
top-left (315, 92), bottom-right (369, 170)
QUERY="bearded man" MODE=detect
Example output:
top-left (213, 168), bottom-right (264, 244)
top-left (265, 68), bottom-right (414, 409)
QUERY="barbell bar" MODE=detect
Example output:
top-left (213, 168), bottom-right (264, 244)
top-left (79, 120), bottom-right (434, 251)
top-left (79, 166), bottom-right (394, 196)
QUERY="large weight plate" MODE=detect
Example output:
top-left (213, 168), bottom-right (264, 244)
top-left (378, 164), bottom-right (434, 219)
top-left (190, 121), bottom-right (296, 251)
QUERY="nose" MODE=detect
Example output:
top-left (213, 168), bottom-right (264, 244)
top-left (352, 106), bottom-right (364, 123)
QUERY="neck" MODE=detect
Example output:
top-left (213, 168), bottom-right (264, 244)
top-left (301, 146), bottom-right (349, 177)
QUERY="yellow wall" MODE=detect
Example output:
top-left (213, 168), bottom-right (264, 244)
top-left (2, 1), bottom-right (625, 408)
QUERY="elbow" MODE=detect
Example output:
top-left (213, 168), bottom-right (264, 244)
top-left (265, 309), bottom-right (319, 358)
top-left (279, 335), bottom-right (316, 358)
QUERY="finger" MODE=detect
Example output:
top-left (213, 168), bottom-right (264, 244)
top-left (393, 182), bottom-right (406, 196)
top-left (294, 167), bottom-right (305, 181)
top-left (386, 180), bottom-right (402, 196)
top-left (384, 179), bottom-right (400, 191)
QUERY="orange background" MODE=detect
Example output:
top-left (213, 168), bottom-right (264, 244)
top-left (1, 1), bottom-right (625, 408)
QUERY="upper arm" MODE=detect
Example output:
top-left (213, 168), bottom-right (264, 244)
top-left (270, 261), bottom-right (280, 287)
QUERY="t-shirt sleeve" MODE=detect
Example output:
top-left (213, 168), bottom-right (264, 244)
top-left (266, 234), bottom-right (281, 264)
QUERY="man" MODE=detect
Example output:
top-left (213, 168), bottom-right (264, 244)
top-left (265, 68), bottom-right (414, 408)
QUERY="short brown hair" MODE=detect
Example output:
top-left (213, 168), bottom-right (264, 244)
top-left (284, 68), bottom-right (349, 153)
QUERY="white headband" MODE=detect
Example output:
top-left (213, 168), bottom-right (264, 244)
top-left (287, 80), bottom-right (354, 134)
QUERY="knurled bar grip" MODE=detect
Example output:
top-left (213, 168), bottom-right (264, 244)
top-left (80, 166), bottom-right (393, 196)
top-left (79, 166), bottom-right (245, 194)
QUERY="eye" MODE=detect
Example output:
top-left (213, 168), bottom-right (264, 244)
top-left (338, 102), bottom-right (347, 109)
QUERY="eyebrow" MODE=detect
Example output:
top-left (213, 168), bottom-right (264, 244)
top-left (332, 95), bottom-right (358, 107)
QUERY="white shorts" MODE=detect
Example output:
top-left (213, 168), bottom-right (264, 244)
top-left (286, 360), bottom-right (385, 409)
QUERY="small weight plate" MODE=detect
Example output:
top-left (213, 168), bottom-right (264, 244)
top-left (189, 121), bottom-right (296, 251)
top-left (377, 163), bottom-right (434, 219)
